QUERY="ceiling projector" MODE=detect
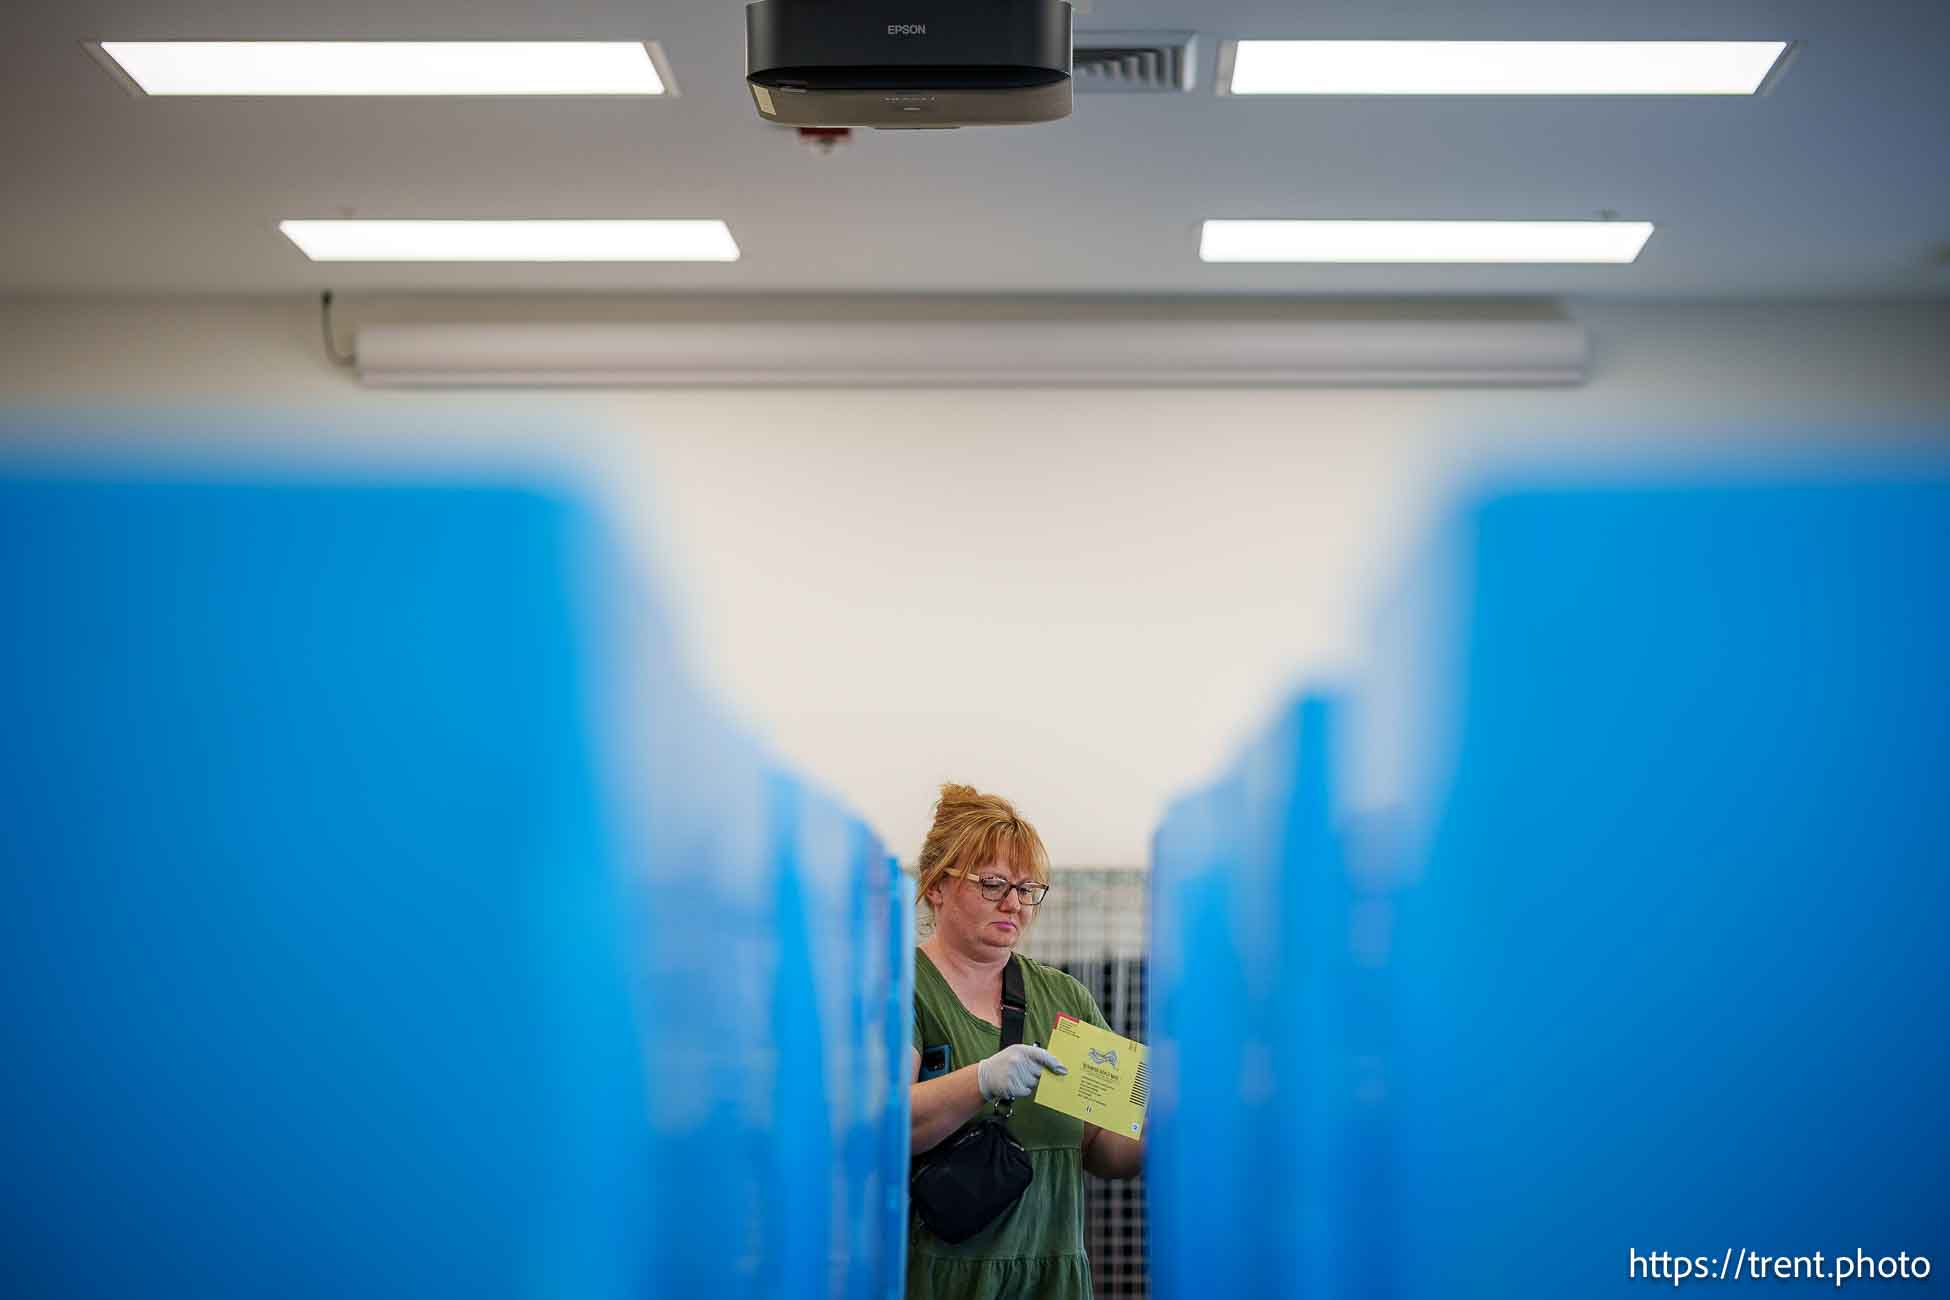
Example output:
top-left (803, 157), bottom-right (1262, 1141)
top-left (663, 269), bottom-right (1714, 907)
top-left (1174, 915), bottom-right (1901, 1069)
top-left (745, 0), bottom-right (1073, 129)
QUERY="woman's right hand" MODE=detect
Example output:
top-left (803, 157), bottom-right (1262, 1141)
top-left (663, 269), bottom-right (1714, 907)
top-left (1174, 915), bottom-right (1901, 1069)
top-left (977, 1044), bottom-right (1067, 1102)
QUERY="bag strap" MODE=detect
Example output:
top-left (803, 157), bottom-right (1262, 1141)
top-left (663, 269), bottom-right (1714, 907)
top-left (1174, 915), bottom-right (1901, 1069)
top-left (993, 955), bottom-right (1029, 1118)
top-left (999, 954), bottom-right (1027, 1048)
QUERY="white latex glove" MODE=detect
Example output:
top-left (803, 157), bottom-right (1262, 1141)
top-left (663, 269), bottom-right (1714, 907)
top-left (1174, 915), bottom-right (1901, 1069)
top-left (978, 1044), bottom-right (1067, 1102)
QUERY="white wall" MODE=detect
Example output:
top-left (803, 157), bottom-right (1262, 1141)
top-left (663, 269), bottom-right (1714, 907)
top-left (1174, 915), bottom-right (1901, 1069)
top-left (3, 295), bottom-right (1947, 865)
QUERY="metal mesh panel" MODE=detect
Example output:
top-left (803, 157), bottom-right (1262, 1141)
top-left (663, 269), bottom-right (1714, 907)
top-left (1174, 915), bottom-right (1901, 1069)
top-left (1018, 868), bottom-right (1150, 1300)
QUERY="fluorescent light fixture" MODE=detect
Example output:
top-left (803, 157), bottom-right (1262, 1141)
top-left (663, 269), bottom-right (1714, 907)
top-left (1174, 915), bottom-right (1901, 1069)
top-left (1220, 41), bottom-right (1790, 96)
top-left (279, 220), bottom-right (739, 262)
top-left (92, 41), bottom-right (670, 96)
top-left (1200, 220), bottom-right (1655, 264)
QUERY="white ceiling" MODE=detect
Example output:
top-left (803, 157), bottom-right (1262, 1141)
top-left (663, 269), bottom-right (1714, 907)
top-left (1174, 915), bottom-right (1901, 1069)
top-left (3, 0), bottom-right (1948, 299)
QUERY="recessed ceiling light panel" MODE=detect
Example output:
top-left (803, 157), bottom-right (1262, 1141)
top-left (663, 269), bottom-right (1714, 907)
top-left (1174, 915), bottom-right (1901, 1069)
top-left (1199, 220), bottom-right (1656, 264)
top-left (1219, 41), bottom-right (1790, 96)
top-left (92, 41), bottom-right (671, 96)
top-left (279, 220), bottom-right (740, 262)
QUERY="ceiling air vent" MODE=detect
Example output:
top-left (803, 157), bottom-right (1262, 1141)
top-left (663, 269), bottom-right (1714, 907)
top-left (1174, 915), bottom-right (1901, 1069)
top-left (1072, 32), bottom-right (1197, 93)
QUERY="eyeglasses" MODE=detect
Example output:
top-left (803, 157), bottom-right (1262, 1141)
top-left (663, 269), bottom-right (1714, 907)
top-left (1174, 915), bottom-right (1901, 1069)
top-left (945, 869), bottom-right (1050, 906)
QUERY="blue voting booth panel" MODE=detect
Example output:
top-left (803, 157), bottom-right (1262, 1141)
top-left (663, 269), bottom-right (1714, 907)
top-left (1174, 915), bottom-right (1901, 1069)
top-left (1244, 698), bottom-right (1365, 1300)
top-left (1149, 774), bottom-right (1249, 1300)
top-left (836, 824), bottom-right (903, 1300)
top-left (758, 770), bottom-right (837, 1298)
top-left (0, 468), bottom-right (909, 1300)
top-left (1151, 470), bottom-right (1950, 1300)
top-left (752, 775), bottom-right (894, 1300)
top-left (0, 477), bottom-right (656, 1300)
top-left (1378, 477), bottom-right (1950, 1297)
top-left (880, 863), bottom-right (915, 1300)
top-left (637, 731), bottom-right (775, 1299)
top-left (1150, 695), bottom-right (1367, 1300)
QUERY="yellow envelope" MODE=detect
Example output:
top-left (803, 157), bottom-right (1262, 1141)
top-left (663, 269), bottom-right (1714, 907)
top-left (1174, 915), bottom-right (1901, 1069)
top-left (1032, 1013), bottom-right (1149, 1138)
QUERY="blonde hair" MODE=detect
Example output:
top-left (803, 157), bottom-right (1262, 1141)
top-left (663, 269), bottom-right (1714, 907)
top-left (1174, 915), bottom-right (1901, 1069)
top-left (914, 783), bottom-right (1051, 932)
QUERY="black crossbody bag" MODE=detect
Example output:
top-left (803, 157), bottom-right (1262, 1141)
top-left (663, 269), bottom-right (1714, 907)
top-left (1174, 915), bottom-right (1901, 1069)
top-left (909, 955), bottom-right (1035, 1243)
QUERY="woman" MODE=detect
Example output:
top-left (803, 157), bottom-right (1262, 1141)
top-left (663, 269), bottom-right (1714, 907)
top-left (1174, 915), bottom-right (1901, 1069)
top-left (908, 783), bottom-right (1145, 1300)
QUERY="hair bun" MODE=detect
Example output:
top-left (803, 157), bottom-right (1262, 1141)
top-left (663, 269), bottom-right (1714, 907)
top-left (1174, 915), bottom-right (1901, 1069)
top-left (931, 783), bottom-right (985, 823)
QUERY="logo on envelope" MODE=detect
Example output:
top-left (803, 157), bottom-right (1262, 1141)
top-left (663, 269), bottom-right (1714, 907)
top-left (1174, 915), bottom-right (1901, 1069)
top-left (1087, 1047), bottom-right (1119, 1069)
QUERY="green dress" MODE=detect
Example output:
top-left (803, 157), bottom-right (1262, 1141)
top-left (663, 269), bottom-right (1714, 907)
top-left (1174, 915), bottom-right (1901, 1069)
top-left (909, 948), bottom-right (1111, 1300)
